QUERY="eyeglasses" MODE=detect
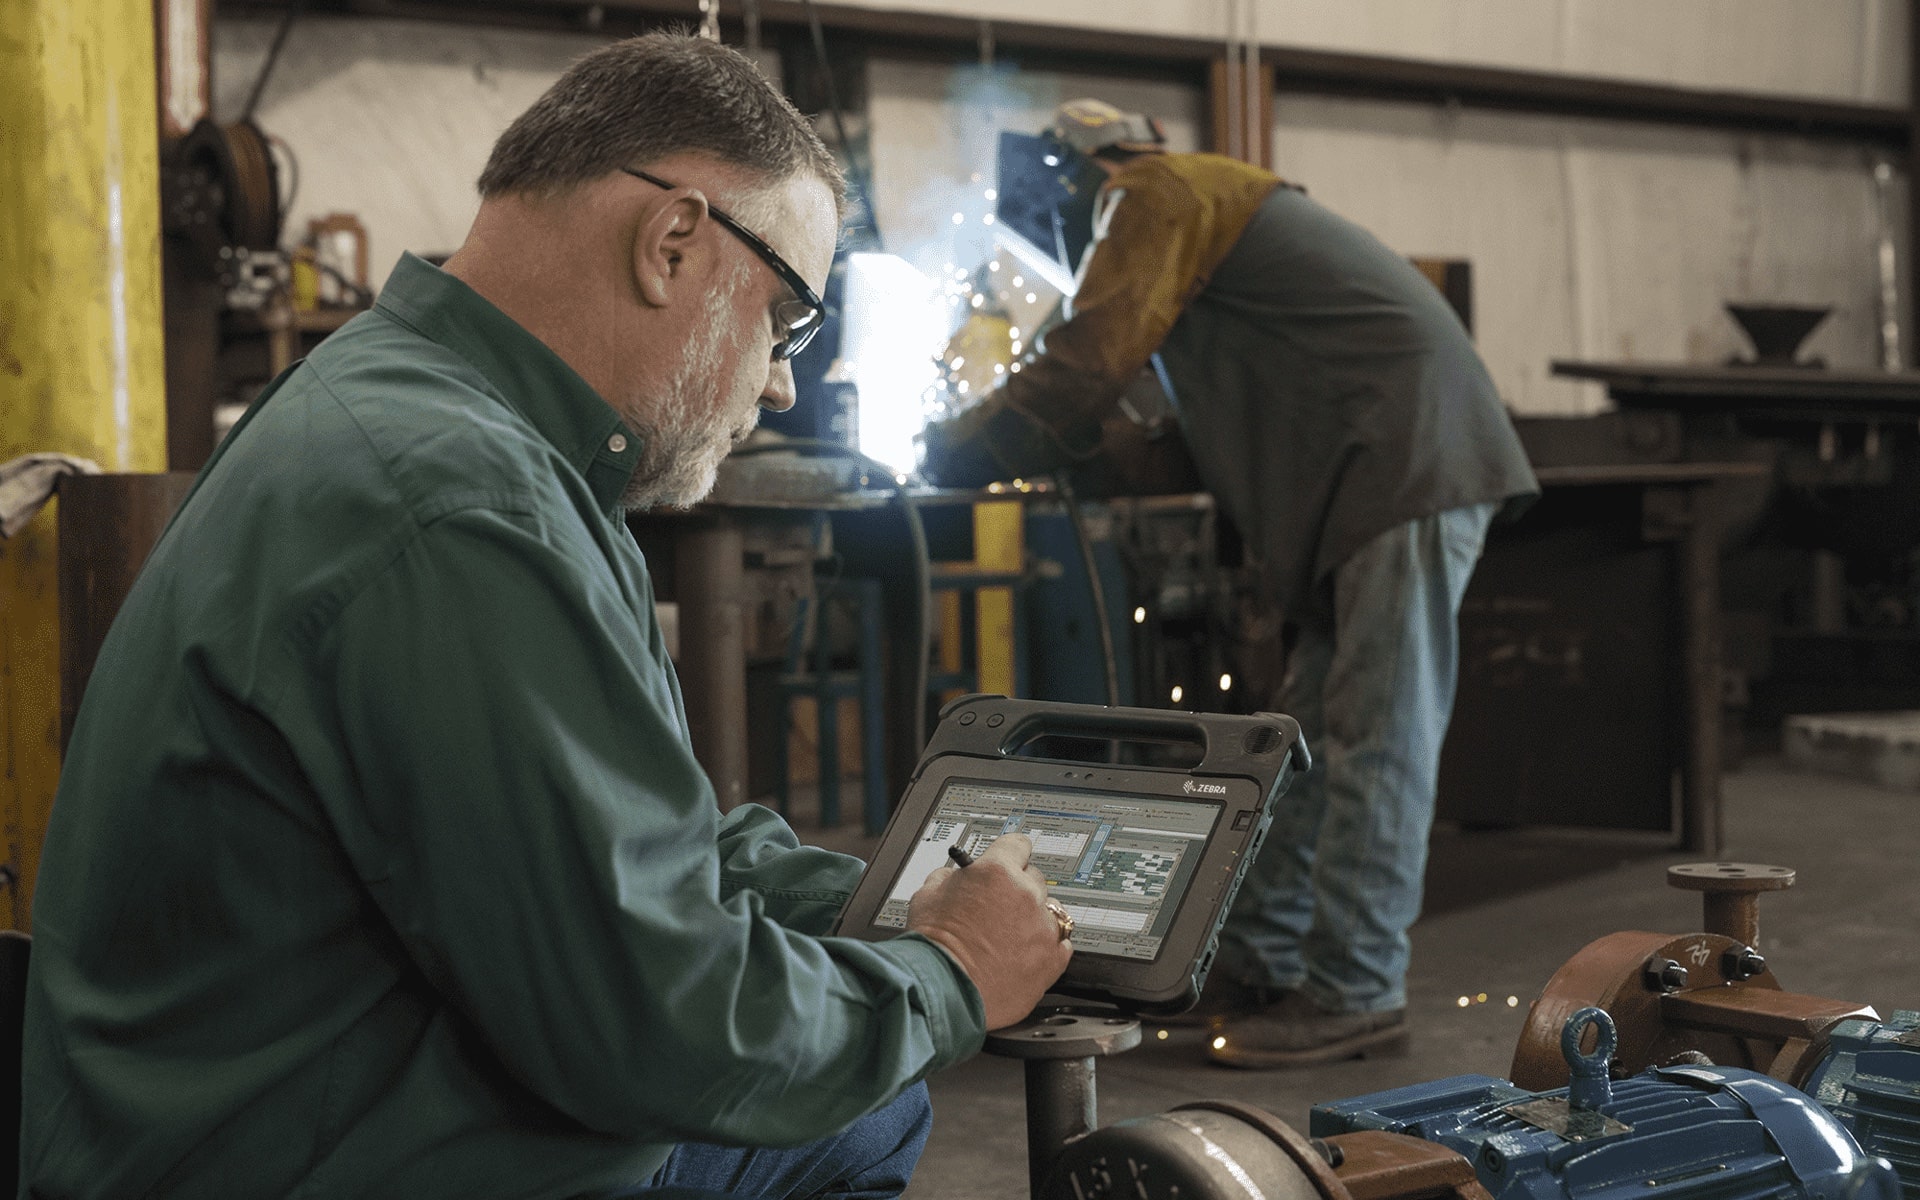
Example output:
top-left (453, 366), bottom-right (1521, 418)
top-left (622, 167), bottom-right (826, 362)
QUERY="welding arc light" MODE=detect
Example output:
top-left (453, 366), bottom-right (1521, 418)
top-left (1170, 685), bottom-right (1184, 704)
top-left (1132, 607), bottom-right (1146, 624)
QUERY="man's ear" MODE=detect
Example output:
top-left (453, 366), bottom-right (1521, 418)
top-left (632, 191), bottom-right (714, 309)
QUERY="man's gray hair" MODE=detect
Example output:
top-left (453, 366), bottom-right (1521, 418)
top-left (478, 33), bottom-right (845, 219)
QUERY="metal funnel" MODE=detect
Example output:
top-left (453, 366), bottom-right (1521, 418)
top-left (1725, 303), bottom-right (1832, 365)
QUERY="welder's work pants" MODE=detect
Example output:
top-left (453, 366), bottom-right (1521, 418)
top-left (1220, 502), bottom-right (1497, 1014)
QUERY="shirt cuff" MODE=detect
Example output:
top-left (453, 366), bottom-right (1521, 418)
top-left (886, 933), bottom-right (988, 1070)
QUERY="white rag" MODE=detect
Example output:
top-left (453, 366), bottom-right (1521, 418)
top-left (0, 454), bottom-right (103, 538)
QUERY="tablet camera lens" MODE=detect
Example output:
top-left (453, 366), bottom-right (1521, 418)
top-left (1244, 726), bottom-right (1280, 755)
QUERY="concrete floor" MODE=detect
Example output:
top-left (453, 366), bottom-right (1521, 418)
top-left (787, 757), bottom-right (1920, 1200)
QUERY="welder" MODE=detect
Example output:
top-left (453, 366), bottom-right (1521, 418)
top-left (919, 99), bottom-right (1538, 1068)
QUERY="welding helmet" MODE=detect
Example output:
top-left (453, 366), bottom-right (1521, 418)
top-left (994, 100), bottom-right (1166, 291)
top-left (1048, 98), bottom-right (1167, 157)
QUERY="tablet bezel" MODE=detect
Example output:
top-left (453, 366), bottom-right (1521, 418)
top-left (833, 753), bottom-right (1274, 1011)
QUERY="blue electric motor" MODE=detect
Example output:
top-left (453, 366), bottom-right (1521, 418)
top-left (1802, 1010), bottom-right (1920, 1192)
top-left (1313, 1009), bottom-right (1900, 1200)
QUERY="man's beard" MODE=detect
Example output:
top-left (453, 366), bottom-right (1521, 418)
top-left (618, 294), bottom-right (755, 511)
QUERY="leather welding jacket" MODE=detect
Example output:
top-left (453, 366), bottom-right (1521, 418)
top-left (921, 152), bottom-right (1538, 620)
top-left (21, 253), bottom-right (983, 1199)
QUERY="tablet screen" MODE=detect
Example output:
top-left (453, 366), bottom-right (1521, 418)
top-left (869, 778), bottom-right (1221, 961)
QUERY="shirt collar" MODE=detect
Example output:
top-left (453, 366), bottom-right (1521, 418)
top-left (373, 252), bottom-right (642, 515)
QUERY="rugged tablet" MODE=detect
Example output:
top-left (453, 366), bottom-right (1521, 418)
top-left (833, 695), bottom-right (1308, 1014)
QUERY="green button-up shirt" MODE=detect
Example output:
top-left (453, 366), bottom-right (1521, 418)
top-left (23, 253), bottom-right (984, 1199)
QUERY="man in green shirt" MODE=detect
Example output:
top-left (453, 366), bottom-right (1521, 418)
top-left (23, 35), bottom-right (1071, 1199)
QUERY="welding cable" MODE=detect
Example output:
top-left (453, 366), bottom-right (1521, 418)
top-left (241, 0), bottom-right (308, 124)
top-left (799, 0), bottom-right (855, 162)
top-left (1055, 474), bottom-right (1120, 710)
top-left (725, 439), bottom-right (933, 755)
top-left (796, 0), bottom-right (883, 248)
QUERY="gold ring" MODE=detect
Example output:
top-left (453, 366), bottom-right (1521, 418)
top-left (1044, 898), bottom-right (1074, 942)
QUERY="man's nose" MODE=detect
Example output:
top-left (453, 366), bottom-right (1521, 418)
top-left (761, 357), bottom-right (798, 413)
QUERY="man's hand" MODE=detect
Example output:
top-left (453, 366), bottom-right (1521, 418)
top-left (906, 833), bottom-right (1074, 1030)
top-left (918, 396), bottom-right (1083, 489)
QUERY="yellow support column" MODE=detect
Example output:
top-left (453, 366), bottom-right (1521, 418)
top-left (0, 0), bottom-right (168, 930)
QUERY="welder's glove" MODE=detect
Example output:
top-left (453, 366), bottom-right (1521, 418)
top-left (918, 393), bottom-right (1090, 488)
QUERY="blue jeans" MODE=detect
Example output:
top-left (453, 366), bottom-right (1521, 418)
top-left (1220, 504), bottom-right (1495, 1014)
top-left (616, 1082), bottom-right (933, 1200)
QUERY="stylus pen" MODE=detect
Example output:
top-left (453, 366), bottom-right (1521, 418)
top-left (947, 845), bottom-right (974, 869)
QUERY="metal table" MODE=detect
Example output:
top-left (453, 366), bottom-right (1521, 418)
top-left (1552, 359), bottom-right (1920, 421)
top-left (637, 485), bottom-right (1016, 815)
top-left (1441, 462), bottom-right (1765, 854)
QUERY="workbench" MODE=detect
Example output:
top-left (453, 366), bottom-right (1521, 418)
top-left (628, 484), bottom-right (1032, 822)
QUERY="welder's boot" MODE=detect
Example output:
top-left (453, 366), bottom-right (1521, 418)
top-left (1206, 990), bottom-right (1409, 1068)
